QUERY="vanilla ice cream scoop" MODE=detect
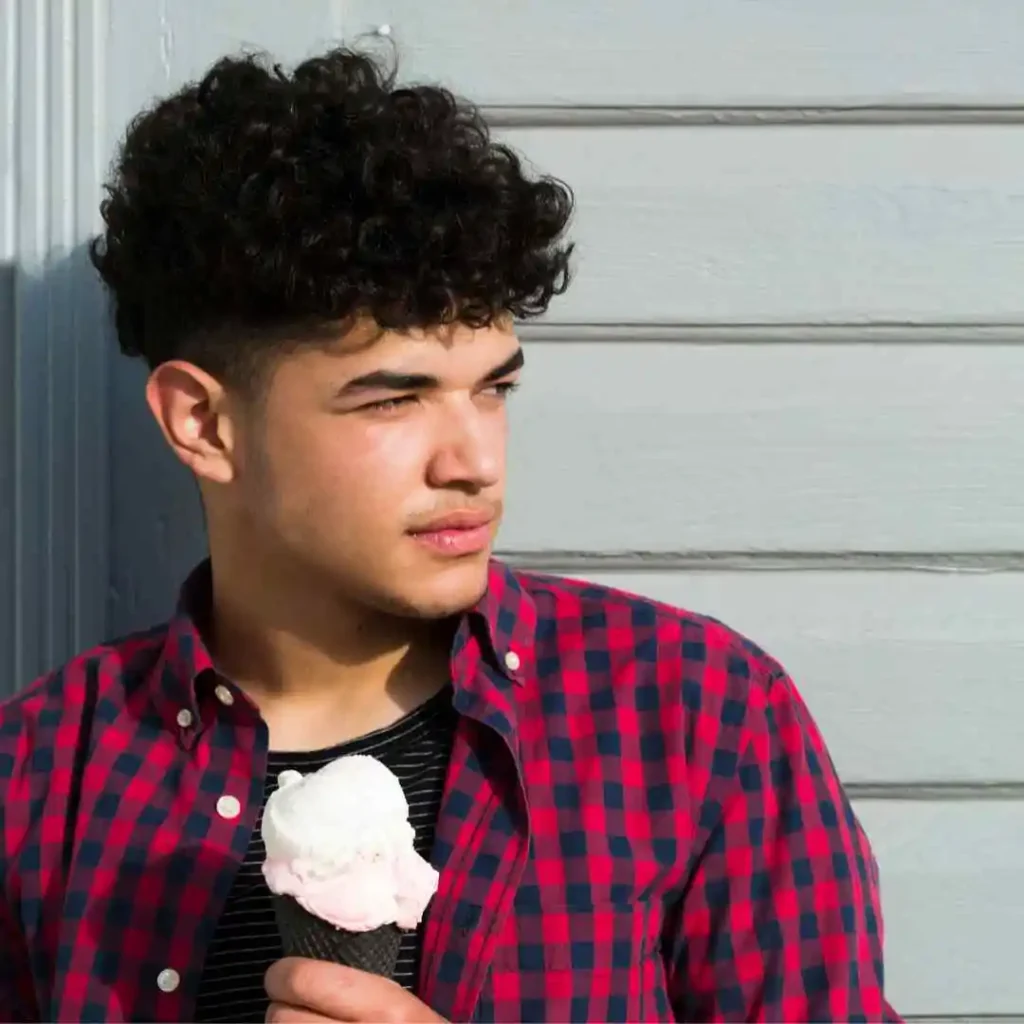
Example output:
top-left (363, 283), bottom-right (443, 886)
top-left (262, 754), bottom-right (440, 932)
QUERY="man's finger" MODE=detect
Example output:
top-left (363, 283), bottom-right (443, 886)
top-left (265, 957), bottom-right (400, 1021)
top-left (265, 1001), bottom-right (338, 1024)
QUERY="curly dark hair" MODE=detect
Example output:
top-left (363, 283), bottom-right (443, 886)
top-left (90, 47), bottom-right (574, 385)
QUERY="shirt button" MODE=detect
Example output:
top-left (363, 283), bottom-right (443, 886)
top-left (216, 795), bottom-right (241, 820)
top-left (156, 968), bottom-right (180, 993)
top-left (175, 708), bottom-right (194, 729)
top-left (214, 684), bottom-right (234, 706)
top-left (504, 650), bottom-right (521, 672)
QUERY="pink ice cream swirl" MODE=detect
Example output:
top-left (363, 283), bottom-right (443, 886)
top-left (261, 755), bottom-right (440, 933)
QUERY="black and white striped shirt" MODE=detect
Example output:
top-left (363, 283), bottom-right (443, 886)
top-left (194, 686), bottom-right (457, 1024)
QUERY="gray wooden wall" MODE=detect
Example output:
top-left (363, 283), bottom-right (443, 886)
top-left (2, 1), bottom-right (1022, 1017)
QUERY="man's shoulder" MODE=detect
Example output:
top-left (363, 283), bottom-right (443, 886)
top-left (513, 567), bottom-right (783, 683)
top-left (0, 622), bottom-right (170, 745)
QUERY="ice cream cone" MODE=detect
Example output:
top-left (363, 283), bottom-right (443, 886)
top-left (273, 894), bottom-right (402, 977)
top-left (261, 755), bottom-right (440, 977)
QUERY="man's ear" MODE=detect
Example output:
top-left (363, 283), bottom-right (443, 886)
top-left (144, 361), bottom-right (238, 485)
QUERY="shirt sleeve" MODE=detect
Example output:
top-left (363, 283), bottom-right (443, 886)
top-left (0, 704), bottom-right (40, 1023)
top-left (0, 884), bottom-right (38, 1021)
top-left (662, 668), bottom-right (903, 1022)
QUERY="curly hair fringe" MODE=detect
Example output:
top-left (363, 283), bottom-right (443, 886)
top-left (90, 47), bottom-right (574, 385)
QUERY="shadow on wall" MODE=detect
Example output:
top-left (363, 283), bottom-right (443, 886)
top-left (1, 259), bottom-right (13, 688)
top-left (105, 272), bottom-right (208, 639)
top-left (0, 246), bottom-right (206, 692)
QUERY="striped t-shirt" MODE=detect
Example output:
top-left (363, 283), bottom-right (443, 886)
top-left (193, 686), bottom-right (457, 1023)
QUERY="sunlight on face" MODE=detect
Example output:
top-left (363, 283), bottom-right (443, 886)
top-left (236, 319), bottom-right (522, 618)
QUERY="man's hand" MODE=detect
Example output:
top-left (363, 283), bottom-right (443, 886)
top-left (265, 957), bottom-right (448, 1023)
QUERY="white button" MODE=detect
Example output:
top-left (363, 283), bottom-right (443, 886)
top-left (175, 708), bottom-right (194, 729)
top-left (216, 795), bottom-right (241, 820)
top-left (156, 968), bottom-right (180, 993)
top-left (214, 684), bottom-right (234, 706)
top-left (504, 650), bottom-right (521, 672)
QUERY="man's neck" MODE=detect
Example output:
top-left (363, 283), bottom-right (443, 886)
top-left (205, 553), bottom-right (454, 751)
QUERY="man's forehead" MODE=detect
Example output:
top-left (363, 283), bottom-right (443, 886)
top-left (328, 320), bottom-right (520, 373)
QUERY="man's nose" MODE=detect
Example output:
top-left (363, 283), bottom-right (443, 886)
top-left (425, 403), bottom-right (502, 491)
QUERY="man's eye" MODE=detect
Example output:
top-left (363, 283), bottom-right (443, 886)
top-left (363, 395), bottom-right (417, 413)
top-left (488, 381), bottom-right (520, 398)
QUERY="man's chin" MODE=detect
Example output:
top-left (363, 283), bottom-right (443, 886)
top-left (381, 557), bottom-right (491, 620)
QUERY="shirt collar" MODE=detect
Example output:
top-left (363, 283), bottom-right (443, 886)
top-left (149, 558), bottom-right (536, 735)
top-left (465, 558), bottom-right (537, 683)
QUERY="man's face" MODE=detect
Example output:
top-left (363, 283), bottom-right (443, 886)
top-left (228, 320), bottom-right (521, 618)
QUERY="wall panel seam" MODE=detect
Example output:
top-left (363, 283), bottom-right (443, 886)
top-left (486, 104), bottom-right (1024, 128)
top-left (498, 551), bottom-right (1024, 573)
top-left (516, 322), bottom-right (1024, 344)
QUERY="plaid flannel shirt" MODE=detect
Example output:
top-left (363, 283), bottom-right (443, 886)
top-left (0, 560), bottom-right (900, 1022)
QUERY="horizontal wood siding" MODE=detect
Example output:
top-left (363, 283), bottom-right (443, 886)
top-left (1, 1), bottom-right (1014, 1015)
top-left (501, 126), bottom-right (1024, 324)
top-left (500, 342), bottom-right (1024, 552)
top-left (345, 0), bottom-right (1024, 108)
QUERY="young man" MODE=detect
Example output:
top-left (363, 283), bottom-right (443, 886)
top-left (0, 48), bottom-right (900, 1023)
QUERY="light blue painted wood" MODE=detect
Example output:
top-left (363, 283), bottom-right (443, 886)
top-left (0, 0), bottom-right (110, 692)
top-left (346, 0), bottom-right (1024, 107)
top-left (104, 0), bottom-right (344, 154)
top-left (502, 125), bottom-right (1024, 324)
top-left (503, 342), bottom-right (1024, 553)
top-left (856, 800), bottom-right (1024, 1015)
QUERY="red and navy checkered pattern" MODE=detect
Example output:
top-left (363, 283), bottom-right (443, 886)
top-left (0, 560), bottom-right (900, 1022)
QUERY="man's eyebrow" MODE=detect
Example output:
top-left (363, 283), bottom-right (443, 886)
top-left (338, 347), bottom-right (525, 396)
top-left (338, 369), bottom-right (439, 394)
top-left (481, 347), bottom-right (525, 383)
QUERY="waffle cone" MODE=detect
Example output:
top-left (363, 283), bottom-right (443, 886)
top-left (272, 895), bottom-right (402, 977)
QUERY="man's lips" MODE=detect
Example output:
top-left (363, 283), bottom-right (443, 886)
top-left (407, 510), bottom-right (495, 556)
top-left (409, 510), bottom-right (494, 533)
